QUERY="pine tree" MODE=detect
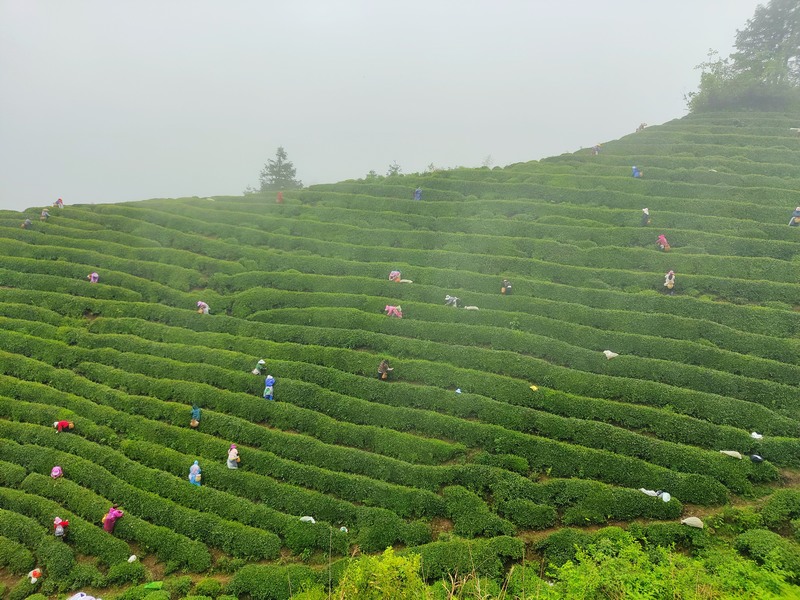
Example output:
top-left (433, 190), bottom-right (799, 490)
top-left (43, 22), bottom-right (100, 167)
top-left (258, 147), bottom-right (302, 191)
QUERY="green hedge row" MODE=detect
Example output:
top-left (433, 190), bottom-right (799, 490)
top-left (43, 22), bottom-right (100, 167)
top-left (114, 394), bottom-right (685, 529)
top-left (406, 535), bottom-right (525, 582)
top-left (127, 202), bottom-right (799, 282)
top-left (0, 349), bottom-right (458, 503)
top-left (2, 241), bottom-right (798, 351)
top-left (544, 151), bottom-right (799, 179)
top-left (0, 421), bottom-right (281, 561)
top-left (0, 329), bottom-right (464, 466)
top-left (274, 361), bottom-right (769, 493)
top-left (88, 312), bottom-right (799, 448)
top-left (201, 309), bottom-right (794, 464)
top-left (0, 458), bottom-right (28, 488)
top-left (18, 470), bottom-right (212, 572)
top-left (295, 186), bottom-right (800, 243)
top-left (198, 318), bottom-right (796, 438)
top-left (390, 170), bottom-right (800, 209)
top-left (225, 563), bottom-right (331, 600)
top-left (760, 490), bottom-right (800, 533)
top-left (17, 330), bottom-right (742, 502)
top-left (735, 529), bottom-right (800, 582)
top-left (71, 353), bottom-right (463, 466)
top-left (0, 267), bottom-right (143, 302)
top-left (212, 282), bottom-right (800, 394)
top-left (67, 313), bottom-right (795, 476)
top-left (51, 199), bottom-right (800, 306)
top-left (0, 535), bottom-right (35, 574)
top-left (0, 486), bottom-right (131, 566)
top-left (442, 486), bottom-right (515, 538)
top-left (434, 164), bottom-right (800, 206)
top-left (0, 256), bottom-right (194, 306)
top-left (0, 229), bottom-right (235, 286)
top-left (0, 383), bottom-right (429, 553)
top-left (255, 303), bottom-right (797, 415)
top-left (495, 498), bottom-right (557, 530)
top-left (76, 314), bottom-right (800, 468)
top-left (0, 348), bottom-right (688, 527)
top-left (200, 198), bottom-right (799, 260)
top-left (118, 439), bottom-right (431, 554)
top-left (65, 330), bottom-right (767, 493)
top-left (0, 303), bottom-right (66, 327)
top-left (535, 521), bottom-right (711, 569)
top-left (0, 508), bottom-right (75, 580)
top-left (84, 308), bottom-right (791, 444)
top-left (203, 255), bottom-right (800, 362)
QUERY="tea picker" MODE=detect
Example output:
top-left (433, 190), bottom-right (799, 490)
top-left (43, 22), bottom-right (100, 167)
top-left (189, 460), bottom-right (202, 486)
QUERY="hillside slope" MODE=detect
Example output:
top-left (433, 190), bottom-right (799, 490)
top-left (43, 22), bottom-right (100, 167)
top-left (1, 110), bottom-right (799, 596)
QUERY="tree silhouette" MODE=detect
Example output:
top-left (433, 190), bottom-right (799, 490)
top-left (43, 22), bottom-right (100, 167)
top-left (732, 0), bottom-right (799, 86)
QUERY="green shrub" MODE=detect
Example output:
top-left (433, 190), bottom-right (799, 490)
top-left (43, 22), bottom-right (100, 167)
top-left (7, 579), bottom-right (37, 600)
top-left (114, 584), bottom-right (152, 600)
top-left (471, 452), bottom-right (529, 474)
top-left (163, 575), bottom-right (193, 599)
top-left (761, 490), bottom-right (800, 531)
top-left (629, 522), bottom-right (710, 551)
top-left (105, 560), bottom-right (147, 585)
top-left (442, 486), bottom-right (514, 538)
top-left (735, 529), bottom-right (800, 582)
top-left (536, 528), bottom-right (592, 567)
top-left (496, 498), bottom-right (556, 530)
top-left (192, 577), bottom-right (223, 598)
top-left (225, 564), bottom-right (321, 600)
top-left (68, 561), bottom-right (105, 588)
top-left (0, 535), bottom-right (35, 574)
top-left (413, 536), bottom-right (524, 582)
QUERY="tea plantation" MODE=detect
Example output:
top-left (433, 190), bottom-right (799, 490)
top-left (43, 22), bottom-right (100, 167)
top-left (1, 110), bottom-right (800, 598)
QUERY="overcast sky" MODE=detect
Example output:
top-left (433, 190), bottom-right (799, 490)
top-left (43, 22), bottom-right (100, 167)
top-left (0, 0), bottom-right (762, 212)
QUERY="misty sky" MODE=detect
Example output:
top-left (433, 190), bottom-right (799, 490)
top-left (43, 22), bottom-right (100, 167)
top-left (0, 0), bottom-right (762, 212)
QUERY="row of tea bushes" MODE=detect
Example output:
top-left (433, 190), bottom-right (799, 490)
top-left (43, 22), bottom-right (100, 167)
top-left (64, 326), bottom-right (767, 492)
top-left (0, 422), bottom-right (281, 560)
top-left (18, 470), bottom-right (212, 572)
top-left (74, 313), bottom-right (798, 465)
top-left (0, 486), bottom-right (130, 566)
top-left (0, 388), bottom-right (422, 553)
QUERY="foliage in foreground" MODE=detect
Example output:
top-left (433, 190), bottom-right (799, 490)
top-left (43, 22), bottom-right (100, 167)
top-left (223, 525), bottom-right (800, 599)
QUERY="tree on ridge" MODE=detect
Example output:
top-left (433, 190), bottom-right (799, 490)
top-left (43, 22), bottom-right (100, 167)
top-left (253, 146), bottom-right (303, 192)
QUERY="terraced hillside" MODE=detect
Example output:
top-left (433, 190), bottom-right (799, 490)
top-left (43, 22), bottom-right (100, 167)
top-left (1, 110), bottom-right (800, 597)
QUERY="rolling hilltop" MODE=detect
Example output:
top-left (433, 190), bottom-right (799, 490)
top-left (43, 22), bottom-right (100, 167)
top-left (1, 110), bottom-right (800, 598)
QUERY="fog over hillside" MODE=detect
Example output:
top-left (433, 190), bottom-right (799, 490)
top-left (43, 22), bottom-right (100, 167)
top-left (0, 0), bottom-right (761, 211)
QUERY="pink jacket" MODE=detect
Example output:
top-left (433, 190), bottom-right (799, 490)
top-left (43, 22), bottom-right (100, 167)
top-left (385, 305), bottom-right (402, 318)
top-left (103, 507), bottom-right (124, 532)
